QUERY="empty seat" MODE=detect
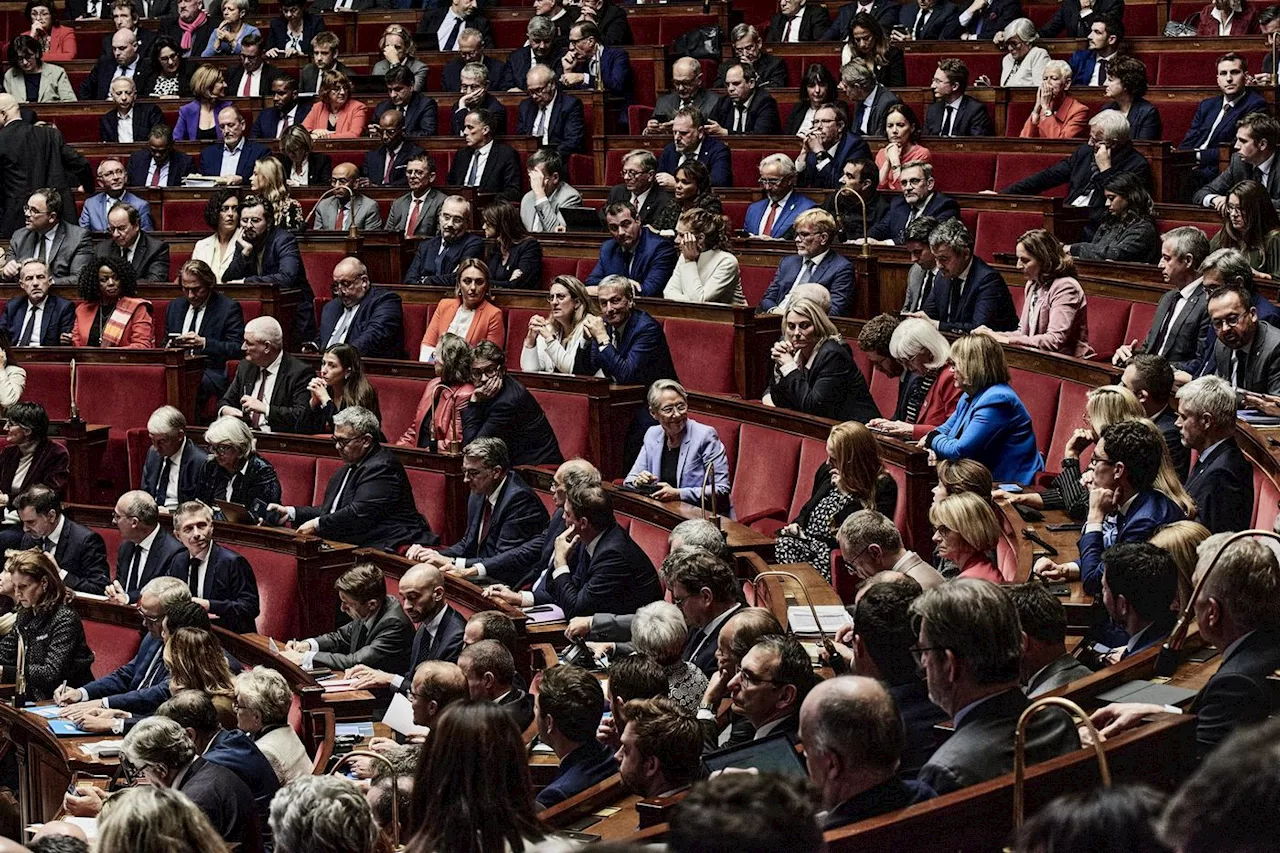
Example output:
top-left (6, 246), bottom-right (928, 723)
top-left (731, 423), bottom-right (802, 529)
top-left (527, 388), bottom-right (589, 462)
top-left (664, 318), bottom-right (737, 396)
top-left (258, 452), bottom-right (317, 508)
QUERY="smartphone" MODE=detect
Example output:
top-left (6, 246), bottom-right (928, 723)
top-left (1047, 583), bottom-right (1071, 597)
top-left (1013, 503), bottom-right (1045, 522)
top-left (999, 483), bottom-right (1023, 493)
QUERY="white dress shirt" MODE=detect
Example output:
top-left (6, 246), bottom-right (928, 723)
top-left (220, 139), bottom-right (246, 178)
top-left (116, 109), bottom-right (135, 144)
top-left (254, 351), bottom-right (285, 432)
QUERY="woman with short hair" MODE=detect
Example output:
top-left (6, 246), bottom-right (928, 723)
top-left (398, 333), bottom-right (474, 449)
top-left (139, 36), bottom-right (194, 99)
top-left (929, 492), bottom-right (1004, 582)
top-left (1070, 173), bottom-right (1160, 262)
top-left (192, 189), bottom-right (241, 282)
top-left (372, 23), bottom-right (428, 90)
top-left (775, 420), bottom-right (897, 581)
top-left (521, 276), bottom-right (600, 375)
top-left (999, 19), bottom-right (1050, 87)
top-left (0, 402), bottom-right (68, 530)
top-left (297, 343), bottom-right (381, 434)
top-left (625, 379), bottom-right (732, 514)
top-left (281, 124), bottom-right (334, 187)
top-left (303, 71), bottom-right (369, 139)
top-left (174, 64), bottom-right (231, 141)
top-left (419, 259), bottom-right (505, 362)
top-left (2, 34), bottom-right (74, 102)
top-left (664, 208), bottom-right (744, 305)
top-left (196, 415), bottom-right (282, 511)
top-left (631, 601), bottom-right (708, 714)
top-left (0, 550), bottom-right (94, 700)
top-left (1021, 59), bottom-right (1088, 138)
top-left (764, 297), bottom-right (880, 422)
top-left (867, 317), bottom-right (961, 439)
top-left (202, 0), bottom-right (260, 56)
top-left (23, 0), bottom-right (75, 62)
top-left (71, 256), bottom-right (153, 349)
top-left (1101, 56), bottom-right (1161, 141)
top-left (923, 332), bottom-right (1043, 484)
top-left (234, 667), bottom-right (312, 783)
top-left (981, 228), bottom-right (1094, 357)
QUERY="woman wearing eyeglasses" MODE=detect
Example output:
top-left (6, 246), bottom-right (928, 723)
top-left (303, 71), bottom-right (369, 139)
top-left (1208, 179), bottom-right (1280, 281)
top-left (928, 491), bottom-right (1003, 582)
top-left (624, 379), bottom-right (732, 515)
top-left (521, 276), bottom-right (601, 375)
top-left (195, 415), bottom-right (282, 514)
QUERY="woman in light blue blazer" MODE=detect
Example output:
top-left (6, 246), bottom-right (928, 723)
top-left (625, 379), bottom-right (733, 517)
top-left (923, 332), bottom-right (1043, 485)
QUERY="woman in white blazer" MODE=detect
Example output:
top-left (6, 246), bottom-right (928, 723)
top-left (999, 18), bottom-right (1050, 87)
top-left (233, 669), bottom-right (313, 784)
top-left (3, 35), bottom-right (75, 103)
top-left (664, 208), bottom-right (745, 305)
top-left (191, 188), bottom-right (243, 283)
top-left (520, 274), bottom-right (603, 376)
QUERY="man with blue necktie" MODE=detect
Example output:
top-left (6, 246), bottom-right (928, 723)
top-left (585, 202), bottom-right (678, 297)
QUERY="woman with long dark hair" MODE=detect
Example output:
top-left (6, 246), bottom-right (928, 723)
top-left (405, 701), bottom-right (546, 852)
top-left (876, 102), bottom-right (929, 191)
top-left (482, 202), bottom-right (543, 289)
top-left (1209, 179), bottom-right (1280, 280)
top-left (841, 13), bottom-right (905, 86)
top-left (139, 35), bottom-right (194, 99)
top-left (651, 161), bottom-right (722, 235)
top-left (1071, 173), bottom-right (1159, 262)
top-left (785, 63), bottom-right (841, 137)
top-left (297, 343), bottom-right (381, 434)
top-left (192, 189), bottom-right (241, 282)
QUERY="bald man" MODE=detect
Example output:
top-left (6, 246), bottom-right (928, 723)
top-left (198, 107), bottom-right (271, 185)
top-left (0, 95), bottom-right (90, 239)
top-left (800, 676), bottom-right (935, 830)
top-left (314, 162), bottom-right (384, 231)
top-left (348, 564), bottom-right (466, 693)
top-left (79, 29), bottom-right (142, 100)
top-left (647, 57), bottom-right (722, 132)
top-left (317, 257), bottom-right (405, 359)
top-left (362, 110), bottom-right (424, 188)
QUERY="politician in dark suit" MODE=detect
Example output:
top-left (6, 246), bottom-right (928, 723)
top-left (199, 139), bottom-right (272, 186)
top-left (416, 5), bottom-right (494, 50)
top-left (3, 212), bottom-right (93, 290)
top-left (461, 346), bottom-right (564, 467)
top-left (141, 431), bottom-right (206, 510)
top-left (94, 227), bottom-right (170, 282)
top-left (126, 146), bottom-right (194, 188)
top-left (111, 492), bottom-right (189, 603)
top-left (586, 206), bottom-right (679, 298)
top-left (1179, 77), bottom-right (1269, 180)
top-left (75, 631), bottom-right (169, 712)
top-left (1039, 0), bottom-right (1122, 35)
top-left (924, 95), bottom-right (993, 137)
top-left (767, 0), bottom-right (831, 41)
top-left (15, 487), bottom-right (110, 595)
top-left (297, 583), bottom-right (415, 675)
top-left (403, 202), bottom-right (485, 285)
top-left (602, 181), bottom-right (672, 229)
top-left (656, 118), bottom-right (732, 187)
top-left (222, 202), bottom-right (316, 346)
top-left (412, 448), bottom-right (550, 587)
top-left (709, 81), bottom-right (781, 135)
top-left (823, 0), bottom-right (901, 36)
top-left (573, 282), bottom-right (677, 391)
top-left (1193, 148), bottom-right (1280, 210)
top-left (1135, 276), bottom-right (1207, 368)
top-left (765, 334), bottom-right (881, 423)
top-left (217, 318), bottom-right (314, 433)
top-left (898, 0), bottom-right (963, 38)
top-left (1177, 376), bottom-right (1254, 534)
top-left (442, 53), bottom-right (511, 92)
top-left (1, 289), bottom-right (75, 346)
top-left (448, 110), bottom-right (523, 202)
top-left (866, 185), bottom-right (961, 244)
top-left (515, 79), bottom-right (585, 158)
top-left (796, 106), bottom-right (871, 190)
top-left (99, 102), bottom-right (166, 144)
top-left (177, 532), bottom-right (262, 635)
top-left (919, 219), bottom-right (1018, 332)
top-left (361, 126), bottom-right (423, 189)
top-left (282, 408), bottom-right (437, 551)
top-left (372, 83), bottom-right (439, 137)
top-left (165, 280), bottom-right (245, 403)
top-left (266, 10), bottom-right (326, 57)
top-left (317, 274), bottom-right (406, 360)
top-left (760, 244), bottom-right (857, 316)
top-left (251, 97), bottom-right (313, 140)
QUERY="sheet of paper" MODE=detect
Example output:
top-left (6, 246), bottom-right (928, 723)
top-left (29, 817), bottom-right (98, 841)
top-left (25, 706), bottom-right (63, 719)
top-left (319, 678), bottom-right (356, 693)
top-left (382, 692), bottom-right (431, 737)
top-left (78, 739), bottom-right (124, 758)
top-left (787, 605), bottom-right (852, 635)
top-left (335, 722), bottom-right (375, 738)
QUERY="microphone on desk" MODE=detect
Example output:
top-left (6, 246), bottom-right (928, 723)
top-left (304, 186), bottom-right (341, 228)
top-left (699, 446), bottom-right (727, 525)
top-left (752, 570), bottom-right (845, 674)
top-left (1153, 528), bottom-right (1280, 677)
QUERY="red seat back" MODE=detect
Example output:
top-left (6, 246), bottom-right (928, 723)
top-left (974, 210), bottom-right (1045, 261)
top-left (403, 303), bottom-right (433, 356)
top-left (83, 621), bottom-right (144, 679)
top-left (1008, 367), bottom-right (1061, 457)
top-left (506, 307), bottom-right (541, 367)
top-left (663, 318), bottom-right (736, 395)
top-left (868, 366), bottom-right (900, 419)
top-left (929, 152), bottom-right (997, 194)
top-left (740, 265), bottom-right (775, 308)
top-left (1085, 295), bottom-right (1132, 362)
top-left (731, 424), bottom-right (802, 530)
top-left (258, 452), bottom-right (317, 508)
top-left (233, 543), bottom-right (301, 638)
top-left (405, 467), bottom-right (451, 544)
top-left (693, 415), bottom-right (741, 473)
top-left (1045, 380), bottom-right (1092, 476)
top-left (527, 388), bottom-right (589, 462)
top-left (1124, 301), bottom-right (1158, 351)
top-left (995, 153), bottom-right (1070, 197)
top-left (627, 518), bottom-right (671, 570)
top-left (126, 427), bottom-right (151, 491)
top-left (367, 375), bottom-right (431, 444)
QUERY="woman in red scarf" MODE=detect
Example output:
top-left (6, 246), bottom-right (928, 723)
top-left (68, 257), bottom-right (153, 349)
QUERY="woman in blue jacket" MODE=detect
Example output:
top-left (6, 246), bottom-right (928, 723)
top-left (923, 332), bottom-right (1043, 485)
top-left (625, 379), bottom-right (732, 516)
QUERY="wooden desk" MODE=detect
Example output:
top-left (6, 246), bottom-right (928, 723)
top-left (48, 422), bottom-right (110, 505)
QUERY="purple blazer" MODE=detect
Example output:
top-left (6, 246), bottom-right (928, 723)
top-left (624, 418), bottom-right (733, 515)
top-left (174, 99), bottom-right (233, 142)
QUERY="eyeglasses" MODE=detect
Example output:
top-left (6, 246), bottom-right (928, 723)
top-left (332, 434), bottom-right (362, 448)
top-left (737, 667), bottom-right (782, 687)
top-left (909, 644), bottom-right (947, 666)
top-left (657, 403), bottom-right (688, 417)
top-left (758, 177), bottom-right (784, 187)
top-left (1089, 454), bottom-right (1114, 468)
top-left (471, 365), bottom-right (502, 382)
top-left (620, 169), bottom-right (650, 179)
top-left (1212, 313), bottom-right (1248, 329)
top-left (841, 542), bottom-right (871, 575)
top-left (546, 292), bottom-right (571, 302)
top-left (207, 443), bottom-right (238, 456)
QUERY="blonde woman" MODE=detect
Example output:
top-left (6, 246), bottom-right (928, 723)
top-left (1149, 520), bottom-right (1211, 613)
top-left (249, 156), bottom-right (305, 232)
top-left (281, 124), bottom-right (334, 187)
top-left (977, 228), bottom-right (1093, 357)
top-left (520, 275), bottom-right (601, 375)
top-left (664, 208), bottom-right (744, 305)
top-left (372, 23), bottom-right (427, 90)
top-left (164, 627), bottom-right (236, 728)
top-left (763, 297), bottom-right (879, 422)
top-left (868, 317), bottom-right (961, 439)
top-left (174, 64), bottom-right (231, 141)
top-left (930, 492), bottom-right (1003, 582)
top-left (775, 420), bottom-right (897, 581)
top-left (97, 787), bottom-right (231, 853)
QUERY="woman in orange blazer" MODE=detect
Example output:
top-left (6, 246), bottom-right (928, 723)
top-left (68, 256), bottom-right (154, 349)
top-left (1019, 60), bottom-right (1089, 140)
top-left (419, 259), bottom-right (506, 362)
top-left (302, 71), bottom-right (369, 140)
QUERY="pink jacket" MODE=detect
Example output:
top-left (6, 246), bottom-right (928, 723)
top-left (1005, 276), bottom-right (1095, 359)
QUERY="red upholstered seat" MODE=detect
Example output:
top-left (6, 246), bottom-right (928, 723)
top-left (527, 388), bottom-right (588, 461)
top-left (628, 105), bottom-right (655, 133)
top-left (574, 258), bottom-right (596, 280)
top-left (231, 542), bottom-right (301, 638)
top-left (1150, 100), bottom-right (1202, 147)
top-left (1009, 283), bottom-right (1026, 315)
top-left (722, 200), bottom-right (751, 232)
top-left (1044, 380), bottom-right (1092, 476)
top-left (1005, 101), bottom-right (1034, 137)
top-left (1157, 217), bottom-right (1221, 240)
top-left (403, 303), bottom-right (433, 357)
top-left (930, 152), bottom-right (998, 195)
top-left (569, 154), bottom-right (595, 188)
top-left (1008, 367), bottom-right (1062, 457)
top-left (788, 437), bottom-right (828, 518)
top-left (740, 265), bottom-right (775, 308)
top-left (1124, 301), bottom-right (1158, 351)
top-left (302, 251), bottom-right (347, 302)
top-left (542, 256), bottom-right (579, 281)
top-left (883, 462), bottom-right (909, 532)
top-left (1252, 466), bottom-right (1279, 529)
top-left (505, 307), bottom-right (541, 367)
top-left (404, 467), bottom-right (451, 547)
top-left (162, 199), bottom-right (211, 233)
top-left (83, 621), bottom-right (144, 679)
top-left (55, 112), bottom-right (99, 145)
top-left (693, 415), bottom-right (741, 472)
top-left (125, 428), bottom-right (151, 491)
top-left (314, 457), bottom-right (342, 505)
top-left (664, 318), bottom-right (737, 396)
top-left (974, 210), bottom-right (1045, 261)
top-left (74, 364), bottom-right (170, 496)
top-left (731, 423), bottom-right (802, 529)
top-left (627, 518), bottom-right (671, 570)
top-left (959, 209), bottom-right (979, 237)
top-left (1121, 3), bottom-right (1159, 34)
top-left (994, 153), bottom-right (1070, 197)
top-left (1085, 294), bottom-right (1133, 362)
top-left (258, 451), bottom-right (317, 508)
top-left (367, 375), bottom-right (431, 443)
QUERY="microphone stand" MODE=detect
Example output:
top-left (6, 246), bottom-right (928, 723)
top-left (834, 187), bottom-right (869, 255)
top-left (752, 570), bottom-right (842, 672)
top-left (1153, 528), bottom-right (1280, 677)
top-left (698, 446), bottom-right (727, 527)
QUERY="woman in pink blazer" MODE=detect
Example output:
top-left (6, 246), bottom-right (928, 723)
top-left (419, 259), bottom-right (506, 362)
top-left (979, 228), bottom-right (1094, 359)
top-left (303, 71), bottom-right (368, 139)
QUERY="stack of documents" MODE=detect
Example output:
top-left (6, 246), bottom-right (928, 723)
top-left (787, 605), bottom-right (852, 636)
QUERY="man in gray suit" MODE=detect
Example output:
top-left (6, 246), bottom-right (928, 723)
top-left (912, 580), bottom-right (1080, 794)
top-left (283, 564), bottom-right (414, 675)
top-left (837, 510), bottom-right (943, 590)
top-left (1112, 225), bottom-right (1211, 369)
top-left (519, 148), bottom-right (582, 233)
top-left (384, 153), bottom-right (445, 239)
top-left (644, 57), bottom-right (722, 133)
top-left (1, 188), bottom-right (92, 288)
top-left (313, 162), bottom-right (383, 232)
top-left (1006, 582), bottom-right (1093, 698)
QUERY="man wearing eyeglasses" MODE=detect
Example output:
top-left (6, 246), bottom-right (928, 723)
top-left (647, 58), bottom-right (722, 135)
top-left (360, 110), bottom-right (423, 189)
top-left (165, 258), bottom-right (245, 405)
top-left (722, 634), bottom-right (812, 743)
top-left (864, 162), bottom-right (960, 246)
top-left (759, 208), bottom-right (855, 316)
top-left (442, 27), bottom-right (513, 92)
top-left (460, 342), bottom-right (563, 468)
top-left (450, 62), bottom-right (509, 136)
top-left (313, 163), bottom-right (384, 231)
top-left (601, 150), bottom-right (672, 228)
top-left (794, 103), bottom-right (869, 190)
top-left (1203, 279), bottom-right (1280, 395)
top-left (745, 154), bottom-right (815, 240)
top-left (318, 257), bottom-right (405, 359)
top-left (269, 407), bottom-right (437, 550)
top-left (516, 64), bottom-right (585, 157)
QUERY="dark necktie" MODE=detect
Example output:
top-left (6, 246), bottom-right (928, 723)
top-left (478, 501), bottom-right (494, 544)
top-left (941, 105), bottom-right (954, 137)
top-left (947, 277), bottom-right (963, 321)
top-left (442, 15), bottom-right (463, 50)
top-left (1096, 58), bottom-right (1109, 86)
top-left (918, 270), bottom-right (936, 312)
top-left (18, 308), bottom-right (36, 346)
top-left (124, 547), bottom-right (142, 592)
top-left (39, 537), bottom-right (52, 553)
top-left (187, 555), bottom-right (201, 595)
top-left (154, 457), bottom-right (172, 504)
top-left (186, 307), bottom-right (200, 334)
top-left (1151, 298), bottom-right (1179, 354)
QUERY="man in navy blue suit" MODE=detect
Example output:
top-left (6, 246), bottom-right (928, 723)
top-left (559, 22), bottom-right (630, 103)
top-left (507, 16), bottom-right (566, 93)
top-left (349, 564), bottom-right (466, 694)
top-left (534, 663), bottom-right (619, 809)
top-left (708, 63), bottom-right (781, 135)
top-left (141, 406), bottom-right (205, 511)
top-left (461, 343), bottom-right (563, 467)
top-left (1068, 17), bottom-right (1124, 86)
top-left (746, 155), bottom-right (817, 240)
top-left (223, 195), bottom-right (317, 345)
top-left (1, 261), bottom-right (76, 346)
top-left (372, 66), bottom-right (439, 137)
top-left (575, 276), bottom-right (678, 391)
top-left (823, 0), bottom-right (900, 37)
top-left (54, 575), bottom-right (192, 713)
top-left (1101, 543), bottom-right (1178, 660)
top-left (252, 77), bottom-right (312, 140)
top-left (916, 217), bottom-right (1016, 333)
top-left (406, 438), bottom-right (550, 586)
top-left (404, 195), bottom-right (485, 285)
top-left (166, 258), bottom-right (245, 403)
top-left (319, 257), bottom-right (405, 358)
top-left (105, 491), bottom-right (189, 605)
top-left (515, 65), bottom-right (585, 157)
top-left (442, 28), bottom-right (513, 91)
top-left (16, 485), bottom-right (110, 594)
top-left (172, 501), bottom-right (260, 634)
top-left (1177, 375), bottom-right (1254, 534)
top-left (126, 126), bottom-right (194, 187)
top-left (585, 201), bottom-right (678, 297)
top-left (199, 108), bottom-right (270, 186)
top-left (866, 162), bottom-right (960, 245)
top-left (795, 103), bottom-right (870, 189)
top-left (1180, 53), bottom-right (1269, 188)
top-left (759, 209), bottom-right (856, 316)
top-left (896, 0), bottom-right (962, 40)
top-left (656, 107), bottom-right (732, 188)
top-left (924, 60), bottom-right (993, 137)
top-left (158, 689), bottom-right (279, 813)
